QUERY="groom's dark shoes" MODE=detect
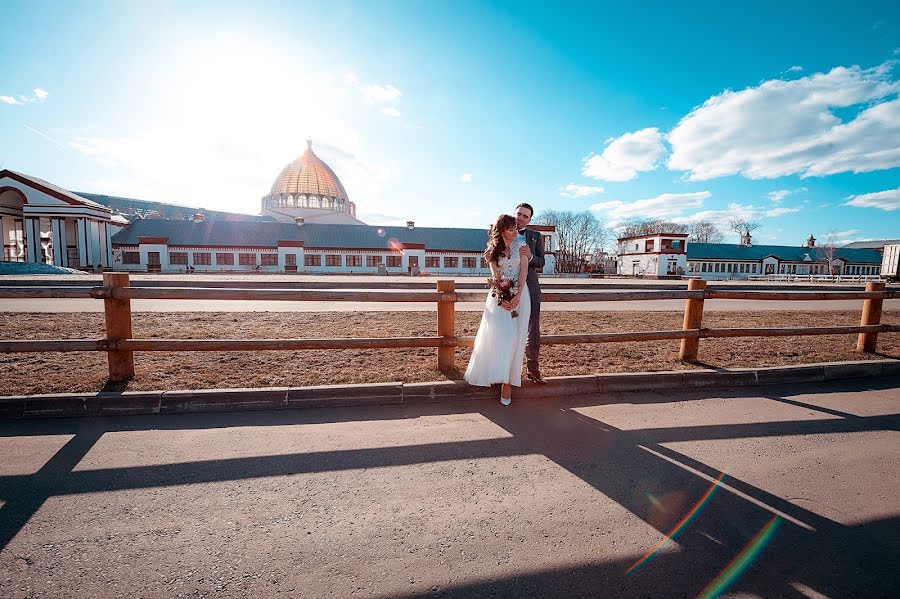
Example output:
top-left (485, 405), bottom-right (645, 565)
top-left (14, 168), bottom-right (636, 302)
top-left (526, 369), bottom-right (547, 384)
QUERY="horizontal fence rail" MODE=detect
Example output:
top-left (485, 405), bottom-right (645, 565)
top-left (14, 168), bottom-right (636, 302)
top-left (2, 287), bottom-right (898, 302)
top-left (0, 274), bottom-right (896, 382)
top-left (5, 325), bottom-right (898, 354)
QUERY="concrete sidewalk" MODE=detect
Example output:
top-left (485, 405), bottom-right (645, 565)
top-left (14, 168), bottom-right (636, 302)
top-left (1, 377), bottom-right (898, 598)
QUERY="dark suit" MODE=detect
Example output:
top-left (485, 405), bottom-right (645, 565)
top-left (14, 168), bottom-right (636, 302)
top-left (520, 228), bottom-right (544, 373)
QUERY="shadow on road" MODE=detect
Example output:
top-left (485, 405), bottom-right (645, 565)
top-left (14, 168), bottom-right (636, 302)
top-left (1, 376), bottom-right (898, 597)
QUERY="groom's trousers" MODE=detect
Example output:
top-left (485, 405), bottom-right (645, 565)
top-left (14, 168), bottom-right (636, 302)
top-left (525, 290), bottom-right (541, 373)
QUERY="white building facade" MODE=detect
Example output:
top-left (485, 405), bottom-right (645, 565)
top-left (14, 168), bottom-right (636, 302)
top-left (111, 220), bottom-right (557, 275)
top-left (0, 170), bottom-right (125, 269)
top-left (615, 232), bottom-right (883, 280)
top-left (616, 233), bottom-right (689, 277)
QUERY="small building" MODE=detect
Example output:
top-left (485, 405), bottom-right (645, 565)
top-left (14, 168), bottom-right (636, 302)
top-left (616, 233), bottom-right (688, 277)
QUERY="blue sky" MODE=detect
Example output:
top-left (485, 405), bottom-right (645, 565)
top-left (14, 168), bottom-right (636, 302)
top-left (1, 0), bottom-right (898, 246)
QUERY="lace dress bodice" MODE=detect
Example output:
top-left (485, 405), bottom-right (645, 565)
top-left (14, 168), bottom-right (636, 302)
top-left (497, 238), bottom-right (524, 281)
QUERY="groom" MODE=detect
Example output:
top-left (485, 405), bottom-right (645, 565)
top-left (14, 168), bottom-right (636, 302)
top-left (484, 203), bottom-right (546, 382)
top-left (515, 203), bottom-right (547, 383)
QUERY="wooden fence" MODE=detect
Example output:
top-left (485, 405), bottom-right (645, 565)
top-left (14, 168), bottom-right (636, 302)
top-left (0, 274), bottom-right (897, 382)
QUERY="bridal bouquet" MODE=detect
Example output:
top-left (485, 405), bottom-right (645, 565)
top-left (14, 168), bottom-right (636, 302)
top-left (486, 275), bottom-right (519, 318)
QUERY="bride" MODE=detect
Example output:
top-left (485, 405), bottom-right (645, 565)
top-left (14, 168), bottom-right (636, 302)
top-left (464, 214), bottom-right (532, 405)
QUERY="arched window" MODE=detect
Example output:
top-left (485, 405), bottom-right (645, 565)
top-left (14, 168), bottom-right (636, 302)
top-left (309, 196), bottom-right (320, 209)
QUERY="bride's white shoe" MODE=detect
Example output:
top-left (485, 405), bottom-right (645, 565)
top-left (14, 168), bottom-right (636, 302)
top-left (500, 394), bottom-right (512, 406)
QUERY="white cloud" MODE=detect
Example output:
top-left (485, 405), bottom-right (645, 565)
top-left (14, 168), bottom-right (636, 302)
top-left (459, 173), bottom-right (473, 183)
top-left (787, 66), bottom-right (803, 72)
top-left (2, 88), bottom-right (49, 106)
top-left (344, 72), bottom-right (402, 104)
top-left (667, 62), bottom-right (900, 181)
top-left (765, 206), bottom-right (802, 217)
top-left (767, 187), bottom-right (807, 203)
top-left (767, 190), bottom-right (790, 203)
top-left (582, 127), bottom-right (666, 181)
top-left (560, 183), bottom-right (604, 198)
top-left (590, 191), bottom-right (709, 225)
top-left (844, 187), bottom-right (900, 211)
top-left (380, 107), bottom-right (401, 117)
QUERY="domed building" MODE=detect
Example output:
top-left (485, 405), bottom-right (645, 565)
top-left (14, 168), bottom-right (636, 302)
top-left (260, 140), bottom-right (365, 225)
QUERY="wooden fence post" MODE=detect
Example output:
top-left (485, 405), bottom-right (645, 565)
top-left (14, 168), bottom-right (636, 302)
top-left (103, 272), bottom-right (135, 381)
top-left (857, 281), bottom-right (885, 353)
top-left (679, 278), bottom-right (707, 362)
top-left (437, 280), bottom-right (456, 371)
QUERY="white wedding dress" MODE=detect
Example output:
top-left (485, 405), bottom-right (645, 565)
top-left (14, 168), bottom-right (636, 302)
top-left (464, 238), bottom-right (532, 387)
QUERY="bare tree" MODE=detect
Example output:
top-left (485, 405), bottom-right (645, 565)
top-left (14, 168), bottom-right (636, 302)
top-left (728, 218), bottom-right (760, 239)
top-left (819, 231), bottom-right (840, 275)
top-left (533, 209), bottom-right (610, 273)
top-left (619, 218), bottom-right (689, 238)
top-left (688, 220), bottom-right (724, 243)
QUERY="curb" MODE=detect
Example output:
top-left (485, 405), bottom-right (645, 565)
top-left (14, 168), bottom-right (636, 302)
top-left (3, 359), bottom-right (899, 419)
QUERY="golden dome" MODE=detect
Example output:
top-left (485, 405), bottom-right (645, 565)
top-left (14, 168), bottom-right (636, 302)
top-left (268, 140), bottom-right (349, 201)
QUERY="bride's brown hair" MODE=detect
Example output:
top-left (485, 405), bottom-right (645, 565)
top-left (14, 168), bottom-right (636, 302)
top-left (487, 214), bottom-right (517, 264)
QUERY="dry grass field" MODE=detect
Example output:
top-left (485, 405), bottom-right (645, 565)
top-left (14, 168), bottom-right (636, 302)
top-left (1, 309), bottom-right (897, 396)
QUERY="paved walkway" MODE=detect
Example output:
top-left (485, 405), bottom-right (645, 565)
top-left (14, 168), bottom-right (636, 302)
top-left (1, 378), bottom-right (898, 598)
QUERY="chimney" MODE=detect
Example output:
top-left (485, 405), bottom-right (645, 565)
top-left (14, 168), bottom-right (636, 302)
top-left (806, 234), bottom-right (816, 248)
top-left (192, 212), bottom-right (205, 223)
top-left (407, 221), bottom-right (415, 229)
top-left (295, 216), bottom-right (305, 226)
top-left (740, 231), bottom-right (752, 247)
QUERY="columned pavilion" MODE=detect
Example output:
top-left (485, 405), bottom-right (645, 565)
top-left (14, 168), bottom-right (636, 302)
top-left (0, 169), bottom-right (116, 269)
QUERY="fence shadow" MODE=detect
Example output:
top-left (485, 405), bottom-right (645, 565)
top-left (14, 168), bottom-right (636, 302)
top-left (0, 378), bottom-right (897, 596)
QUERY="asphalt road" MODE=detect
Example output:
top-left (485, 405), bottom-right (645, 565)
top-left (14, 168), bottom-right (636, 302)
top-left (1, 377), bottom-right (898, 598)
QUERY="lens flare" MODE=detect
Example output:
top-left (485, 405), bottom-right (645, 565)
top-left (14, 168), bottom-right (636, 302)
top-left (626, 471), bottom-right (727, 575)
top-left (387, 237), bottom-right (403, 253)
top-left (376, 227), bottom-right (386, 237)
top-left (696, 516), bottom-right (780, 599)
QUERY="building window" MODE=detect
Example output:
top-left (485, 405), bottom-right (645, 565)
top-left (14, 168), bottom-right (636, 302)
top-left (462, 257), bottom-right (477, 269)
top-left (193, 252), bottom-right (211, 265)
top-left (444, 257), bottom-right (459, 268)
top-left (239, 253), bottom-right (257, 266)
top-left (304, 254), bottom-right (321, 267)
top-left (285, 253), bottom-right (297, 267)
top-left (217, 252), bottom-right (234, 265)
top-left (645, 240), bottom-right (654, 252)
top-left (122, 251), bottom-right (140, 264)
top-left (346, 255), bottom-right (362, 267)
top-left (366, 255), bottom-right (384, 267)
top-left (169, 251), bottom-right (188, 265)
top-left (480, 257), bottom-right (488, 268)
top-left (325, 254), bottom-right (342, 267)
top-left (425, 256), bottom-right (440, 268)
top-left (408, 256), bottom-right (419, 268)
top-left (386, 255), bottom-right (402, 267)
top-left (261, 254), bottom-right (278, 266)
